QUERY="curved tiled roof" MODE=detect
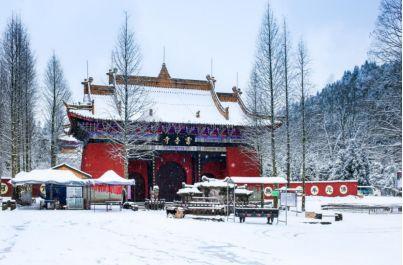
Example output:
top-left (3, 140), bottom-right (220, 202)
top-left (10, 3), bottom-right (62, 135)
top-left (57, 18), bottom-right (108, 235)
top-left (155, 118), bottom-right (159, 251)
top-left (68, 64), bottom-right (273, 127)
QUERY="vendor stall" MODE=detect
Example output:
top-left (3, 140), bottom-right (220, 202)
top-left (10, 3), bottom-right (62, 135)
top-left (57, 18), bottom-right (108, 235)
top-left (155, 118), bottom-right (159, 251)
top-left (10, 169), bottom-right (91, 209)
top-left (90, 170), bottom-right (135, 211)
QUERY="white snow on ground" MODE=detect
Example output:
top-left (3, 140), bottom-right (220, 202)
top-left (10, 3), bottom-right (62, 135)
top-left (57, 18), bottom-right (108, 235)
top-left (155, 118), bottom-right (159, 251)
top-left (0, 196), bottom-right (401, 265)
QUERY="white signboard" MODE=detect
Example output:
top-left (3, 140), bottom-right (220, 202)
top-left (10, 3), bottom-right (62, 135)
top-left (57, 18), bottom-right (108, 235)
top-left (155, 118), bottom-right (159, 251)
top-left (280, 192), bottom-right (297, 207)
top-left (67, 198), bottom-right (84, 209)
top-left (66, 187), bottom-right (82, 198)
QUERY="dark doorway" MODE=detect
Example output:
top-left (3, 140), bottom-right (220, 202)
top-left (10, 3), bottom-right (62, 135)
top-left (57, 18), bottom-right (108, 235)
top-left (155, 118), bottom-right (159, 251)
top-left (129, 173), bottom-right (145, 201)
top-left (156, 162), bottom-right (186, 202)
top-left (201, 173), bottom-right (216, 179)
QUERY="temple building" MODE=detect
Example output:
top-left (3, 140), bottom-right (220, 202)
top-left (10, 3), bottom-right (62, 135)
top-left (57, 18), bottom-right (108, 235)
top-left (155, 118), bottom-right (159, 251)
top-left (66, 63), bottom-right (278, 201)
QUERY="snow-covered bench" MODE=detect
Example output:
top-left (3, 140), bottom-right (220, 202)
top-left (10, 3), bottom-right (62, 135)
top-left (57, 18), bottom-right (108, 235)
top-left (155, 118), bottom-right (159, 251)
top-left (91, 201), bottom-right (122, 212)
top-left (235, 207), bottom-right (279, 224)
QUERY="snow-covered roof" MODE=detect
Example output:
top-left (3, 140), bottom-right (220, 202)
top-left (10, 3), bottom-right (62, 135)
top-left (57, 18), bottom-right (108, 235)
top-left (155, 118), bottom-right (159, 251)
top-left (52, 163), bottom-right (92, 178)
top-left (10, 169), bottom-right (91, 186)
top-left (177, 186), bottom-right (203, 195)
top-left (58, 134), bottom-right (80, 142)
top-left (234, 187), bottom-right (254, 195)
top-left (220, 101), bottom-right (248, 124)
top-left (290, 180), bottom-right (359, 183)
top-left (92, 170), bottom-right (135, 186)
top-left (69, 87), bottom-right (249, 126)
top-left (194, 176), bottom-right (236, 188)
top-left (228, 176), bottom-right (287, 184)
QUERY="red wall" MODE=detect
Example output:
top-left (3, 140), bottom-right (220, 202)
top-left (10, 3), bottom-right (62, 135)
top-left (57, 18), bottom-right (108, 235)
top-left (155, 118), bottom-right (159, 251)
top-left (288, 181), bottom-right (358, 197)
top-left (82, 142), bottom-right (124, 194)
top-left (202, 161), bottom-right (227, 179)
top-left (237, 180), bottom-right (358, 198)
top-left (156, 153), bottom-right (193, 184)
top-left (226, 147), bottom-right (260, 177)
top-left (81, 142), bottom-right (124, 178)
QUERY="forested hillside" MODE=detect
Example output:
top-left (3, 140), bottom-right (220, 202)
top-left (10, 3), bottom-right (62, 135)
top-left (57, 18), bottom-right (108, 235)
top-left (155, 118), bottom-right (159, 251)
top-left (245, 0), bottom-right (401, 193)
top-left (276, 61), bottom-right (401, 188)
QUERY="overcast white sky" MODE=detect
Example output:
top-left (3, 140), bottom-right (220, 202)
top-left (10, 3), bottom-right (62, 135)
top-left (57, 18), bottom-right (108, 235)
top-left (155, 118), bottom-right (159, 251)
top-left (0, 0), bottom-right (380, 101)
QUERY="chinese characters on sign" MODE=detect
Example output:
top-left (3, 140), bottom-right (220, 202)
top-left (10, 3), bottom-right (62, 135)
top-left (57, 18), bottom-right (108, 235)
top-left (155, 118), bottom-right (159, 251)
top-left (1, 183), bottom-right (8, 195)
top-left (160, 134), bottom-right (194, 146)
top-left (310, 185), bottom-right (319, 196)
top-left (325, 185), bottom-right (334, 195)
top-left (339, 185), bottom-right (348, 194)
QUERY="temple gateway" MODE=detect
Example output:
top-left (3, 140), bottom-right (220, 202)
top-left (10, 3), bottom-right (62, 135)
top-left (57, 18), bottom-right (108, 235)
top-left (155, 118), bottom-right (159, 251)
top-left (66, 64), bottom-right (278, 201)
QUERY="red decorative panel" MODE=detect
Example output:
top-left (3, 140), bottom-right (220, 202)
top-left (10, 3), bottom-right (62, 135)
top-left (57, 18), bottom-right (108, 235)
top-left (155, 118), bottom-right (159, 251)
top-left (236, 180), bottom-right (358, 198)
top-left (1, 178), bottom-right (13, 197)
top-left (288, 181), bottom-right (358, 197)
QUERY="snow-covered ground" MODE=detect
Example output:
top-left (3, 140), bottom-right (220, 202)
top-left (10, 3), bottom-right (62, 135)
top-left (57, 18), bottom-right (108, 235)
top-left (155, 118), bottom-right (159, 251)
top-left (0, 196), bottom-right (401, 265)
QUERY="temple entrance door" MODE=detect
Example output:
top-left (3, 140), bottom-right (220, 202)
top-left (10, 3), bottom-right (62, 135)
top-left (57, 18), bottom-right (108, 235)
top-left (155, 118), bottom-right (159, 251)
top-left (129, 173), bottom-right (145, 201)
top-left (156, 162), bottom-right (186, 202)
top-left (201, 173), bottom-right (216, 179)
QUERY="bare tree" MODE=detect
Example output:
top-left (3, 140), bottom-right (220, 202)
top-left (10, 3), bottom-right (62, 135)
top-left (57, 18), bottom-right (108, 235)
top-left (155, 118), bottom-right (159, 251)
top-left (107, 13), bottom-right (152, 180)
top-left (21, 36), bottom-right (36, 172)
top-left (282, 19), bottom-right (293, 186)
top-left (296, 39), bottom-right (310, 211)
top-left (368, 0), bottom-right (402, 166)
top-left (44, 52), bottom-right (71, 167)
top-left (0, 50), bottom-right (8, 177)
top-left (255, 3), bottom-right (283, 177)
top-left (370, 0), bottom-right (402, 63)
top-left (243, 68), bottom-right (271, 206)
top-left (0, 15), bottom-right (36, 178)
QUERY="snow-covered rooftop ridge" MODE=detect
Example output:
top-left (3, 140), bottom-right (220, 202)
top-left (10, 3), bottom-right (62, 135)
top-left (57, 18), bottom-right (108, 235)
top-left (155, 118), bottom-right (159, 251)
top-left (228, 176), bottom-right (287, 184)
top-left (10, 169), bottom-right (91, 186)
top-left (291, 180), bottom-right (359, 183)
top-left (52, 163), bottom-right (91, 178)
top-left (58, 134), bottom-right (79, 142)
top-left (177, 186), bottom-right (203, 195)
top-left (234, 187), bottom-right (254, 195)
top-left (194, 176), bottom-right (236, 188)
top-left (69, 85), bottom-right (251, 126)
top-left (92, 170), bottom-right (135, 186)
top-left (67, 64), bottom-right (269, 126)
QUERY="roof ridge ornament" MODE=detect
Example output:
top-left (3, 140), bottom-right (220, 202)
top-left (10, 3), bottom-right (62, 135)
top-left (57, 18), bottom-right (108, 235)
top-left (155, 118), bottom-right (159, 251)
top-left (207, 75), bottom-right (229, 120)
top-left (233, 86), bottom-right (274, 121)
top-left (158, 63), bottom-right (171, 80)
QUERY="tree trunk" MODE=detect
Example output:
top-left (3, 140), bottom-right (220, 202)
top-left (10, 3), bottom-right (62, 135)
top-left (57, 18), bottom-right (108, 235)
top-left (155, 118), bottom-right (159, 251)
top-left (283, 21), bottom-right (291, 186)
top-left (301, 62), bottom-right (307, 212)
